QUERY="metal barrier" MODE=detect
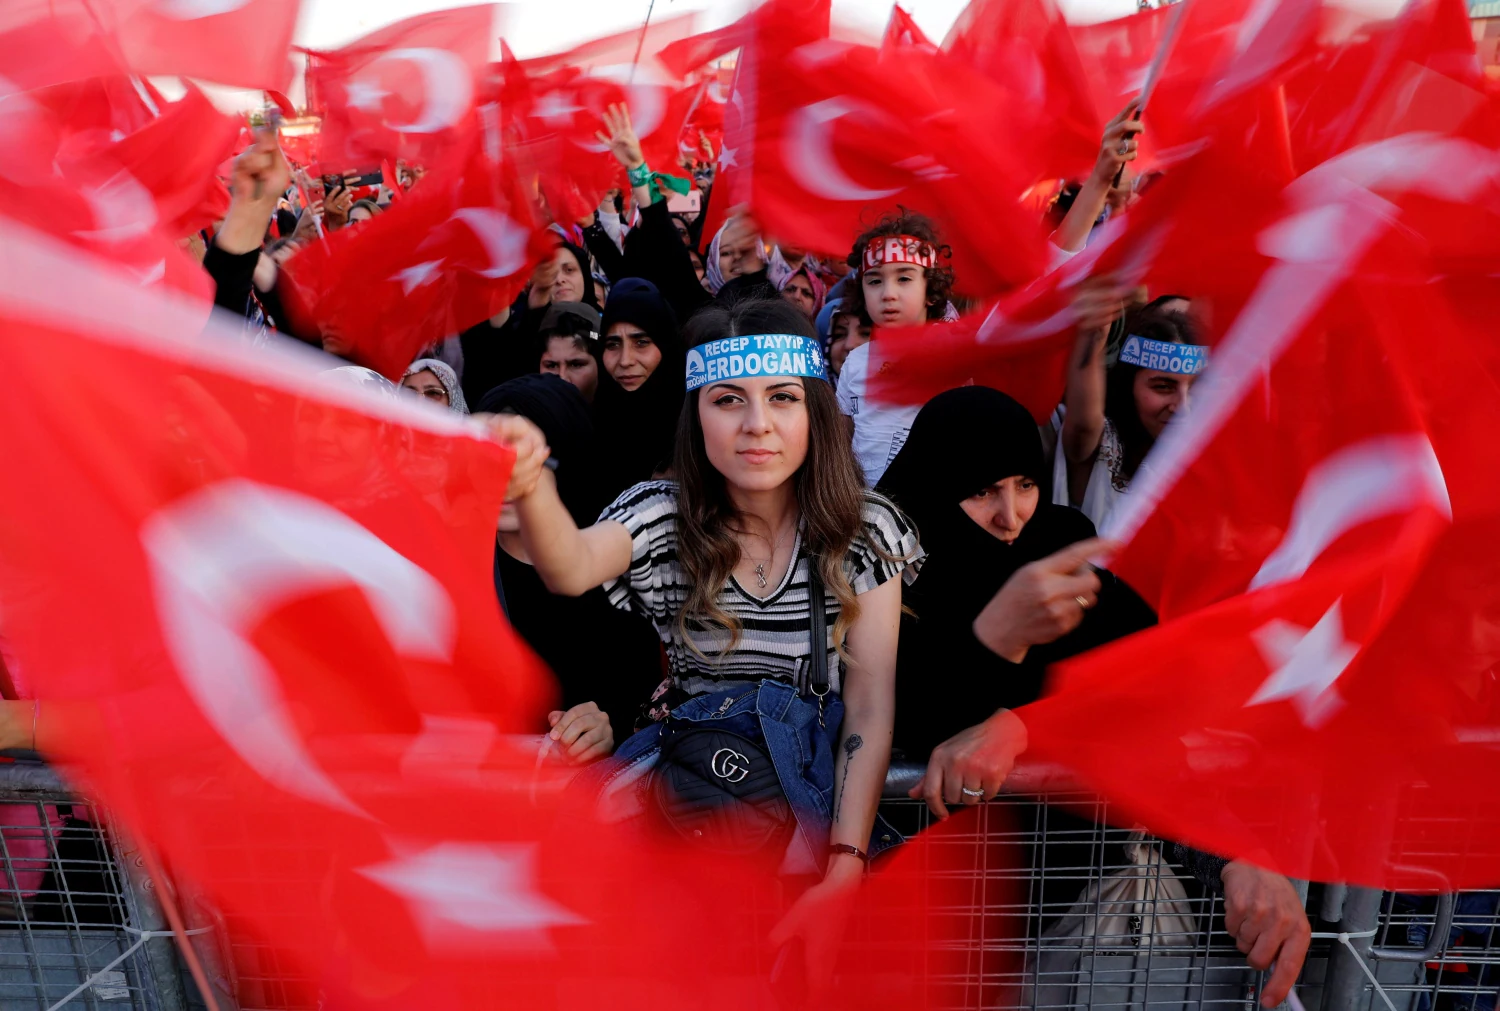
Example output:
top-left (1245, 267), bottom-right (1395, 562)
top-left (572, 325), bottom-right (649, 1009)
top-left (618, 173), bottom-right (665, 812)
top-left (0, 758), bottom-right (1483, 1011)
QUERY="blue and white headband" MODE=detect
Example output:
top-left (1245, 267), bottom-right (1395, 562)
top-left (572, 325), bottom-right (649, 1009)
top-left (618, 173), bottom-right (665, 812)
top-left (1118, 335), bottom-right (1209, 376)
top-left (685, 333), bottom-right (829, 391)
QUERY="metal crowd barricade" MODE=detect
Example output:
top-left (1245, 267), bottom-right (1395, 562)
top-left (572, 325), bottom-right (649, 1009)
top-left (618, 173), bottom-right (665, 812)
top-left (0, 757), bottom-right (1486, 1011)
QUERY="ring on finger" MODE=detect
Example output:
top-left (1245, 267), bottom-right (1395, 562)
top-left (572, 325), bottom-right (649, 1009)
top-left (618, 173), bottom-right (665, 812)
top-left (1074, 595), bottom-right (1090, 609)
top-left (961, 786), bottom-right (985, 799)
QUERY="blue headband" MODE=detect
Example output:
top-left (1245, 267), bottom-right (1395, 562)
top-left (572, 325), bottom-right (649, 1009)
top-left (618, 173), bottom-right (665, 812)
top-left (685, 333), bottom-right (829, 391)
top-left (1118, 335), bottom-right (1209, 375)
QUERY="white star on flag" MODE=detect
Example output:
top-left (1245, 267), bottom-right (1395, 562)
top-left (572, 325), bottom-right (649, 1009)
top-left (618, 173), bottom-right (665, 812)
top-left (359, 841), bottom-right (585, 950)
top-left (345, 78), bottom-right (390, 112)
top-left (1247, 598), bottom-right (1360, 728)
top-left (719, 145), bottom-right (739, 170)
top-left (393, 260), bottom-right (443, 295)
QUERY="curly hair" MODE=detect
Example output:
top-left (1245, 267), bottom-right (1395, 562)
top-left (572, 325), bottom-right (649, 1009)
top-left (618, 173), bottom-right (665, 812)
top-left (845, 208), bottom-right (955, 327)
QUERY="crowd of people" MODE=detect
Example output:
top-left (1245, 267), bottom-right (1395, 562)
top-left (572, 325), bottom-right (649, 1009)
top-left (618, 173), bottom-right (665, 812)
top-left (140, 91), bottom-right (1319, 1000)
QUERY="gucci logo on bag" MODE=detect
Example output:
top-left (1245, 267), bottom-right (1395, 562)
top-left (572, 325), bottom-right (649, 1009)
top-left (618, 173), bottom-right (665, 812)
top-left (709, 748), bottom-right (751, 783)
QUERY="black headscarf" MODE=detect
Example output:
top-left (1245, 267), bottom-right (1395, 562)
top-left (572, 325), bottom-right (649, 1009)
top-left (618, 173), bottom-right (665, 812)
top-left (877, 387), bottom-right (1154, 759)
top-left (477, 373), bottom-right (661, 744)
top-left (558, 240), bottom-right (602, 311)
top-left (592, 278), bottom-right (685, 500)
top-left (477, 373), bottom-right (604, 525)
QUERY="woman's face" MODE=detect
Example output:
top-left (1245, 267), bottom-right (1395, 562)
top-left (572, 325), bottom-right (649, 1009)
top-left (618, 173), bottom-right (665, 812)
top-left (690, 250), bottom-right (709, 290)
top-left (602, 323), bottom-right (662, 392)
top-left (698, 377), bottom-right (810, 493)
top-left (960, 476), bottom-right (1040, 544)
top-left (1133, 369), bottom-right (1195, 439)
top-left (717, 220), bottom-right (764, 281)
top-left (551, 247), bottom-right (586, 304)
top-left (401, 368), bottom-right (449, 408)
top-left (540, 335), bottom-right (599, 403)
top-left (348, 204), bottom-right (376, 225)
top-left (861, 261), bottom-right (929, 327)
top-left (781, 274), bottom-right (817, 319)
top-left (828, 314), bottom-right (871, 376)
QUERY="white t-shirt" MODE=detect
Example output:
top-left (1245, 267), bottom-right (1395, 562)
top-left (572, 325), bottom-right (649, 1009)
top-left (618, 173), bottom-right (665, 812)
top-left (837, 342), bottom-right (921, 486)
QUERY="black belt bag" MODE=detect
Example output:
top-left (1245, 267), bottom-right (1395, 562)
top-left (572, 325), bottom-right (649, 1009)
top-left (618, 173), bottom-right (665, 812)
top-left (650, 561), bottom-right (829, 855)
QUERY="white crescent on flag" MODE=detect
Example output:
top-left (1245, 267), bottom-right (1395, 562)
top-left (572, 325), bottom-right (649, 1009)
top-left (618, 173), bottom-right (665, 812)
top-left (363, 47), bottom-right (474, 134)
top-left (783, 97), bottom-right (903, 202)
top-left (141, 479), bottom-right (457, 818)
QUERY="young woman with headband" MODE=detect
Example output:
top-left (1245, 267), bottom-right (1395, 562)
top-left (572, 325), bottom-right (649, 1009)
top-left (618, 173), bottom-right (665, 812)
top-left (1058, 296), bottom-right (1207, 531)
top-left (491, 297), bottom-right (922, 992)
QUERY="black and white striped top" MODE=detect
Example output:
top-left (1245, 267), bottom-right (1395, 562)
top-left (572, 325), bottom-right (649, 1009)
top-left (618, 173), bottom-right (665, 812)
top-left (599, 481), bottom-right (924, 697)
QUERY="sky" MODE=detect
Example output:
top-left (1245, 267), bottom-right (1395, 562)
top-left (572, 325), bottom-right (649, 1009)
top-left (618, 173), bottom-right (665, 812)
top-left (194, 0), bottom-right (1139, 111)
top-left (292, 0), bottom-right (1138, 56)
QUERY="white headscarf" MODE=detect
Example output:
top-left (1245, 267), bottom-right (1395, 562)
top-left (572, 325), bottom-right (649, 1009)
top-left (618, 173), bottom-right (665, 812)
top-left (401, 358), bottom-right (469, 414)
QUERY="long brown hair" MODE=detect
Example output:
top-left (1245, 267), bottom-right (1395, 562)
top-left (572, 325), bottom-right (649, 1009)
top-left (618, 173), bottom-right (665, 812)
top-left (673, 298), bottom-right (888, 659)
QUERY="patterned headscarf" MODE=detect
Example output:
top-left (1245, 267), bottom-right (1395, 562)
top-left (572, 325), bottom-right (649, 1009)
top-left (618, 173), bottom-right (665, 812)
top-left (402, 358), bottom-right (469, 414)
top-left (776, 262), bottom-right (826, 321)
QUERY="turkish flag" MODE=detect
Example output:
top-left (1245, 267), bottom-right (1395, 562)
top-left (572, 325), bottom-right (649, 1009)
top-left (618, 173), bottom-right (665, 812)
top-left (0, 0), bottom-right (299, 90)
top-left (724, 31), bottom-right (1047, 294)
top-left (280, 109), bottom-right (545, 381)
top-left (0, 74), bottom-right (218, 310)
top-left (657, 0), bottom-right (831, 78)
top-left (1014, 58), bottom-right (1500, 887)
top-left (941, 0), bottom-right (1101, 182)
top-left (307, 5), bottom-right (497, 169)
top-left (882, 4), bottom-right (936, 52)
top-left (56, 82), bottom-right (239, 238)
top-left (0, 216), bottom-right (1026, 1007)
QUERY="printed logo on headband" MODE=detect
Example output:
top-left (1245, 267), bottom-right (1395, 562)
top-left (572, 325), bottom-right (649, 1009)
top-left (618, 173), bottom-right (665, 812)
top-left (862, 235), bottom-right (936, 271)
top-left (1118, 336), bottom-right (1209, 376)
top-left (685, 333), bottom-right (829, 392)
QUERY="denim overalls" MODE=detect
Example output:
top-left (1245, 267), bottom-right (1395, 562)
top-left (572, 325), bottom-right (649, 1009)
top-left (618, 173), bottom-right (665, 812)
top-left (588, 679), bottom-right (901, 876)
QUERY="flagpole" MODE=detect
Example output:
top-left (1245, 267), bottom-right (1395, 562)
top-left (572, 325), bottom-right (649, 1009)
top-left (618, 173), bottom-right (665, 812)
top-left (629, 0), bottom-right (658, 83)
top-left (1114, 0), bottom-right (1193, 186)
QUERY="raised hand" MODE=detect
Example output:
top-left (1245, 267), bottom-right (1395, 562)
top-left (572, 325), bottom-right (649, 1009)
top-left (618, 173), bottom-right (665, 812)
top-left (595, 101), bottom-right (645, 171)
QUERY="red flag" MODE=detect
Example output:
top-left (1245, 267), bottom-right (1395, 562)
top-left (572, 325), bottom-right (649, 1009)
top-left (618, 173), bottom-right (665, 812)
top-left (881, 4), bottom-right (935, 52)
top-left (1016, 86), bottom-right (1500, 888)
top-left (723, 30), bottom-right (1047, 293)
top-left (517, 10), bottom-right (702, 76)
top-left (0, 0), bottom-right (300, 90)
top-left (0, 216), bottom-right (1027, 1008)
top-left (280, 110), bottom-right (545, 381)
top-left (942, 0), bottom-right (1101, 182)
top-left (307, 5), bottom-right (496, 169)
top-left (657, 0), bottom-right (832, 78)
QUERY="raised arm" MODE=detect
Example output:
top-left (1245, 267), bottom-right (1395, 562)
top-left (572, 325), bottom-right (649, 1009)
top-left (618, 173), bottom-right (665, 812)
top-left (1051, 101), bottom-right (1141, 254)
top-left (1059, 282), bottom-right (1127, 502)
top-left (487, 415), bottom-right (633, 596)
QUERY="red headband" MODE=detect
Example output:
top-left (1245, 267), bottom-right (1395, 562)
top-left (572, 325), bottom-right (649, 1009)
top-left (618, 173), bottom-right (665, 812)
top-left (862, 234), bottom-right (937, 271)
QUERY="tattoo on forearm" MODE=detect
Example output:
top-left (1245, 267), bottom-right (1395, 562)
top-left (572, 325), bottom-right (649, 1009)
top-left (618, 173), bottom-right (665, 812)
top-left (834, 734), bottom-right (863, 823)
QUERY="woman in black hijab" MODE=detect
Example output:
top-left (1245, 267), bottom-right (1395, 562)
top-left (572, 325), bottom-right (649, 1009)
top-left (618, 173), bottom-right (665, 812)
top-left (479, 374), bottom-right (662, 753)
top-left (877, 386), bottom-right (1154, 764)
top-left (592, 278), bottom-right (684, 500)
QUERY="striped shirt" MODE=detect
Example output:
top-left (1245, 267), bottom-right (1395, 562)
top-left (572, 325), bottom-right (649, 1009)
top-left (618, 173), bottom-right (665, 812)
top-left (599, 481), bottom-right (923, 698)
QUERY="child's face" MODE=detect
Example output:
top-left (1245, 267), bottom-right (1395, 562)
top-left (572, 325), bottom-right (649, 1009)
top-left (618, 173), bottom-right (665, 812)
top-left (860, 261), bottom-right (929, 327)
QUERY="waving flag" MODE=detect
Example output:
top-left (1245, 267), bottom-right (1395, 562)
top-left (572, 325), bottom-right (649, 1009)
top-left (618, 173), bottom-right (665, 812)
top-left (723, 27), bottom-right (1047, 294)
top-left (0, 0), bottom-right (299, 90)
top-left (280, 107), bottom-right (545, 381)
top-left (307, 5), bottom-right (497, 169)
top-left (1013, 13), bottom-right (1500, 885)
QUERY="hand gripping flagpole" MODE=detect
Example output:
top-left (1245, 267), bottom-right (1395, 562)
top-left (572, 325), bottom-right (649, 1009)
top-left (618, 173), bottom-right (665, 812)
top-left (1114, 0), bottom-right (1194, 187)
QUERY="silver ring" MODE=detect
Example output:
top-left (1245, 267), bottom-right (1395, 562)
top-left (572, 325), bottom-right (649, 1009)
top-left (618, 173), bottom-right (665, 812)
top-left (961, 787), bottom-right (984, 798)
top-left (1075, 595), bottom-right (1090, 609)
